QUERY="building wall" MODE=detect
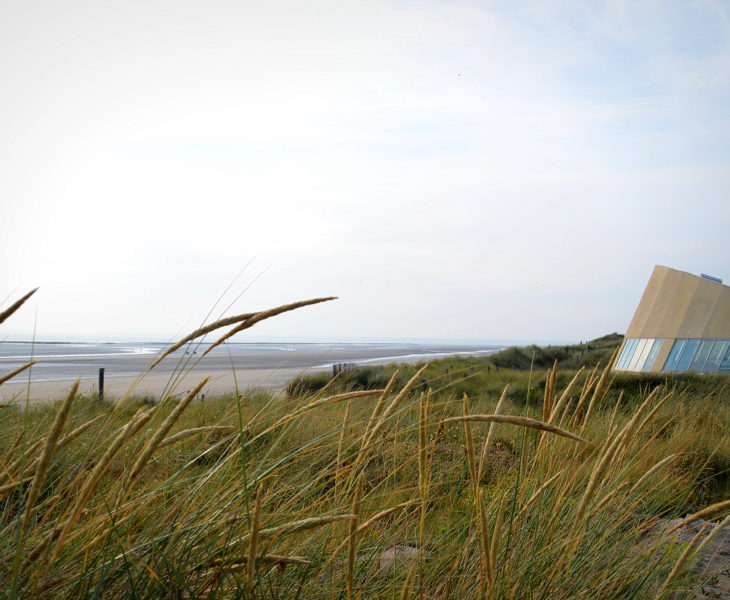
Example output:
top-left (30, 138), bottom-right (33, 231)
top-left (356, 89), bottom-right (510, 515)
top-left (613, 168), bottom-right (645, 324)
top-left (615, 266), bottom-right (730, 373)
top-left (626, 266), bottom-right (730, 340)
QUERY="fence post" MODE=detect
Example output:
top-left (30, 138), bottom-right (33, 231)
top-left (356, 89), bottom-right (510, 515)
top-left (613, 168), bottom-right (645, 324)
top-left (98, 368), bottom-right (105, 402)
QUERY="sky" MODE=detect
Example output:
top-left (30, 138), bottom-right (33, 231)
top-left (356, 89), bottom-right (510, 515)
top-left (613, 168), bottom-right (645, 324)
top-left (1, 0), bottom-right (729, 343)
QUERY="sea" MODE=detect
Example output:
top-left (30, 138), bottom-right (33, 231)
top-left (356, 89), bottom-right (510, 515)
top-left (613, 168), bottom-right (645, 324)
top-left (0, 340), bottom-right (509, 384)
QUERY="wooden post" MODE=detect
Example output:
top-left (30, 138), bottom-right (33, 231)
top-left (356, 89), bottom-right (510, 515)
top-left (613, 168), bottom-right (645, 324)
top-left (98, 367), bottom-right (105, 402)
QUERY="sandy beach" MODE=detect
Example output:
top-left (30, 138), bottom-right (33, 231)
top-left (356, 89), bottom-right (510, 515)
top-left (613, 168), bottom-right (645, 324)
top-left (0, 342), bottom-right (502, 403)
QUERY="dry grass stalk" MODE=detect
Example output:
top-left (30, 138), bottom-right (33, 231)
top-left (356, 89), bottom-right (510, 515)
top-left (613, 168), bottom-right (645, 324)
top-left (56, 415), bottom-right (105, 450)
top-left (400, 565), bottom-right (415, 600)
top-left (358, 501), bottom-right (416, 536)
top-left (426, 416), bottom-right (443, 491)
top-left (203, 297), bottom-right (337, 357)
top-left (629, 454), bottom-right (679, 495)
top-left (0, 288), bottom-right (38, 325)
top-left (149, 296), bottom-right (336, 368)
top-left (253, 514), bottom-right (356, 544)
top-left (335, 401), bottom-right (352, 495)
top-left (5, 429), bottom-right (27, 459)
top-left (667, 499), bottom-right (730, 534)
top-left (548, 368), bottom-right (584, 425)
top-left (490, 495), bottom-right (506, 587)
top-left (418, 393), bottom-right (430, 499)
top-left (571, 365), bottom-right (599, 428)
top-left (347, 473), bottom-right (364, 600)
top-left (50, 408), bottom-right (153, 562)
top-left (463, 395), bottom-right (479, 503)
top-left (347, 367), bottom-right (428, 490)
top-left (581, 351), bottom-right (618, 433)
top-left (567, 387), bottom-right (661, 548)
top-left (0, 476), bottom-right (33, 497)
top-left (204, 554), bottom-right (313, 569)
top-left (20, 379), bottom-right (78, 540)
top-left (542, 361), bottom-right (557, 423)
top-left (694, 514), bottom-right (730, 572)
top-left (477, 489), bottom-right (494, 592)
top-left (1, 438), bottom-right (46, 485)
top-left (256, 390), bottom-right (384, 447)
top-left (363, 365), bottom-right (427, 450)
top-left (557, 397), bottom-right (575, 429)
top-left (79, 510), bottom-right (138, 553)
top-left (569, 431), bottom-right (626, 537)
top-left (537, 363), bottom-right (561, 467)
top-left (519, 469), bottom-right (566, 515)
top-left (158, 425), bottom-right (236, 450)
top-left (417, 388), bottom-right (432, 598)
top-left (633, 392), bottom-right (671, 440)
top-left (437, 549), bottom-right (468, 600)
top-left (595, 481), bottom-right (631, 511)
top-left (442, 415), bottom-right (587, 443)
top-left (654, 523), bottom-right (709, 599)
top-left (0, 361), bottom-right (37, 387)
top-left (611, 388), bottom-right (664, 466)
top-left (149, 513), bottom-right (355, 574)
top-left (363, 370), bottom-right (399, 443)
top-left (328, 502), bottom-right (418, 560)
top-left (247, 485), bottom-right (263, 592)
top-left (478, 385), bottom-right (508, 481)
top-left (419, 392), bottom-right (429, 523)
top-left (608, 391), bottom-right (624, 433)
top-left (119, 378), bottom-right (209, 503)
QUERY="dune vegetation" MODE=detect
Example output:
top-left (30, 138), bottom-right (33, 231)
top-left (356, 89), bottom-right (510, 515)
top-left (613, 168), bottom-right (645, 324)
top-left (1, 290), bottom-right (728, 599)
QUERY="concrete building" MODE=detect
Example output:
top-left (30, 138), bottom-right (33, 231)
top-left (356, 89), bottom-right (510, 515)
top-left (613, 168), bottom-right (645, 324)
top-left (614, 266), bottom-right (730, 373)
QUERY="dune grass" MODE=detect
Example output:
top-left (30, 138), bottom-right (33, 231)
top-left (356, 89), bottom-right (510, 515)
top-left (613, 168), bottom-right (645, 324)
top-left (0, 291), bottom-right (728, 599)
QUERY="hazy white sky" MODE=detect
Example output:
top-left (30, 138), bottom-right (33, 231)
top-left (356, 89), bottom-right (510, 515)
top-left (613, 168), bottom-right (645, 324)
top-left (1, 0), bottom-right (729, 342)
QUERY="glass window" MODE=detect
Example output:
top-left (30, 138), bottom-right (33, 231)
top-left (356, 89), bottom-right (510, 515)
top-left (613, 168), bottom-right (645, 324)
top-left (616, 338), bottom-right (638, 370)
top-left (643, 339), bottom-right (664, 371)
top-left (615, 341), bottom-right (631, 370)
top-left (623, 339), bottom-right (642, 371)
top-left (628, 339), bottom-right (650, 371)
top-left (634, 339), bottom-right (654, 371)
top-left (661, 339), bottom-right (730, 373)
top-left (720, 343), bottom-right (730, 372)
top-left (703, 340), bottom-right (725, 372)
top-left (625, 340), bottom-right (640, 369)
top-left (675, 339), bottom-right (700, 371)
top-left (690, 340), bottom-right (714, 372)
top-left (663, 339), bottom-right (686, 372)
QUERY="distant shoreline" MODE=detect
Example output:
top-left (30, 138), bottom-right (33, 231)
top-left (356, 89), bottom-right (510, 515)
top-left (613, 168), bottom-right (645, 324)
top-left (0, 341), bottom-right (504, 403)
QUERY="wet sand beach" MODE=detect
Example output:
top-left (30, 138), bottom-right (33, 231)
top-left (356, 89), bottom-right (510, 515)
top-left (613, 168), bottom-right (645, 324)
top-left (0, 342), bottom-right (502, 403)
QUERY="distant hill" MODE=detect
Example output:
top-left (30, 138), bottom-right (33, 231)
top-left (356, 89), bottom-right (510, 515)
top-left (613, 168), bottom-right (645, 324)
top-left (286, 333), bottom-right (626, 398)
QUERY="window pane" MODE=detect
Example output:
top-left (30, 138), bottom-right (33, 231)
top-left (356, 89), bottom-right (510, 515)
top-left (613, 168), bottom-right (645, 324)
top-left (628, 339), bottom-right (649, 371)
top-left (720, 342), bottom-right (730, 372)
top-left (635, 339), bottom-right (654, 371)
top-left (703, 340), bottom-right (725, 372)
top-left (625, 339), bottom-right (640, 369)
top-left (690, 340), bottom-right (714, 372)
top-left (615, 346), bottom-right (626, 369)
top-left (625, 339), bottom-right (643, 371)
top-left (617, 338), bottom-right (638, 370)
top-left (675, 339), bottom-right (700, 371)
top-left (663, 339), bottom-right (686, 372)
top-left (613, 340), bottom-right (629, 369)
top-left (643, 339), bottom-right (664, 371)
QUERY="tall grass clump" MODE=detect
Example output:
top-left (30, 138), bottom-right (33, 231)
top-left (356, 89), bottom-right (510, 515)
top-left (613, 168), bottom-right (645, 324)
top-left (0, 289), bottom-right (728, 598)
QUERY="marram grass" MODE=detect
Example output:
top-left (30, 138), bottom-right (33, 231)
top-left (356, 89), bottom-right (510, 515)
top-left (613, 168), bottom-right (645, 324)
top-left (0, 290), bottom-right (728, 599)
